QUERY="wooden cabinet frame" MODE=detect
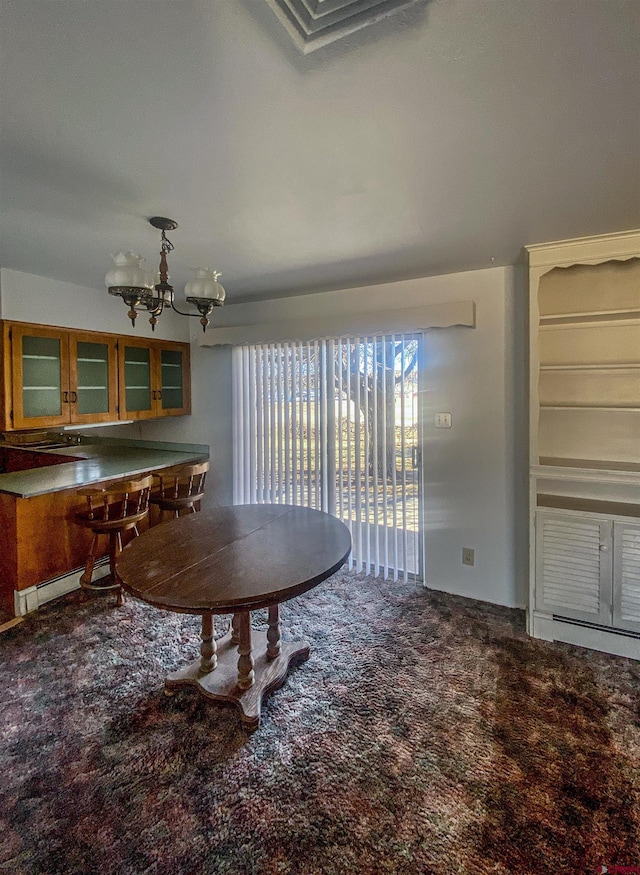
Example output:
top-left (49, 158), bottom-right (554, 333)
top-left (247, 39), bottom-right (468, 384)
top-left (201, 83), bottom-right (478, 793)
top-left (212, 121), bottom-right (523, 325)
top-left (68, 330), bottom-right (119, 424)
top-left (9, 323), bottom-right (71, 430)
top-left (1, 320), bottom-right (191, 430)
top-left (156, 339), bottom-right (191, 417)
top-left (117, 338), bottom-right (191, 421)
top-left (117, 336), bottom-right (156, 421)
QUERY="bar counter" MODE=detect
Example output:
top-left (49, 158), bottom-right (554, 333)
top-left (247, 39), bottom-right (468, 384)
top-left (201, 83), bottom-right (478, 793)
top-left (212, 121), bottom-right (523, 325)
top-left (0, 436), bottom-right (209, 616)
top-left (0, 439), bottom-right (209, 498)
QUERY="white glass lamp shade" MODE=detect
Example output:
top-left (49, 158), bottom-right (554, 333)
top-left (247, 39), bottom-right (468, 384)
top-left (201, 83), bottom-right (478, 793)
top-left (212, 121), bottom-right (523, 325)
top-left (105, 251), bottom-right (155, 291)
top-left (184, 267), bottom-right (226, 303)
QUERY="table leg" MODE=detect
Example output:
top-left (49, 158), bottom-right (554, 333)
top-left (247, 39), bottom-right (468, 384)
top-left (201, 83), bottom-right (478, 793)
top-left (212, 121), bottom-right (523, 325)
top-left (230, 613), bottom-right (240, 646)
top-left (236, 611), bottom-right (255, 690)
top-left (199, 612), bottom-right (217, 675)
top-left (267, 604), bottom-right (281, 659)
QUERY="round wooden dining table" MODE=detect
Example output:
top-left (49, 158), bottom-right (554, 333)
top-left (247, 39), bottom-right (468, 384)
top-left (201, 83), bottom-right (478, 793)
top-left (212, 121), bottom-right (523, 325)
top-left (116, 503), bottom-right (352, 729)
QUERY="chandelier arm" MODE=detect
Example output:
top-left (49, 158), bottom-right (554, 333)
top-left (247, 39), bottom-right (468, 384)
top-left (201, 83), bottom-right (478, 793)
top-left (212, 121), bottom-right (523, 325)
top-left (121, 301), bottom-right (157, 313)
top-left (144, 296), bottom-right (166, 316)
top-left (169, 301), bottom-right (213, 318)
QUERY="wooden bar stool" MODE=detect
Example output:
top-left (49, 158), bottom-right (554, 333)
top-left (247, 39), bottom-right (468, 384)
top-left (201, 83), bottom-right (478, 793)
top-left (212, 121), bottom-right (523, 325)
top-left (150, 460), bottom-right (209, 523)
top-left (73, 475), bottom-right (153, 606)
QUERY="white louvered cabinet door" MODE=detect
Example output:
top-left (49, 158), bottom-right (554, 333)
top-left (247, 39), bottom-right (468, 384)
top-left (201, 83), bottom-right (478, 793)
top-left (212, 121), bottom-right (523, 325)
top-left (613, 521), bottom-right (640, 632)
top-left (535, 511), bottom-right (612, 624)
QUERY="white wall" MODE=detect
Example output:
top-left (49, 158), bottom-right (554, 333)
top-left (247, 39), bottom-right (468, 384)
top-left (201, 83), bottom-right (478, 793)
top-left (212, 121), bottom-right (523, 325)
top-left (201, 266), bottom-right (527, 608)
top-left (0, 268), bottom-right (189, 341)
top-left (418, 267), bottom-right (526, 608)
top-left (0, 265), bottom-right (527, 606)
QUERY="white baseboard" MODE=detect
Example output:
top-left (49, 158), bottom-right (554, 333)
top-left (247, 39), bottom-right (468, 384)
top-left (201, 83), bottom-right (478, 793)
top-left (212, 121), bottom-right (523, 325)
top-left (530, 609), bottom-right (640, 660)
top-left (14, 560), bottom-right (110, 616)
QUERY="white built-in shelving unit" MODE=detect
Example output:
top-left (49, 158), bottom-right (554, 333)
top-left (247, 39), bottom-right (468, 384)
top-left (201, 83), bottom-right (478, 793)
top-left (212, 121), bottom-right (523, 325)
top-left (527, 230), bottom-right (640, 659)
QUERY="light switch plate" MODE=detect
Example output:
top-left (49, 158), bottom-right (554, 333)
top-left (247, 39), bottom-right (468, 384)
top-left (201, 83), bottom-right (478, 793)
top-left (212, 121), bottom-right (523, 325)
top-left (435, 412), bottom-right (452, 428)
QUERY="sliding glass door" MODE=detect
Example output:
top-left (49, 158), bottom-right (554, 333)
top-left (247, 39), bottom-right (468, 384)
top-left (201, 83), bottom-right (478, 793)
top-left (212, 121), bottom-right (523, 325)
top-left (233, 334), bottom-right (423, 581)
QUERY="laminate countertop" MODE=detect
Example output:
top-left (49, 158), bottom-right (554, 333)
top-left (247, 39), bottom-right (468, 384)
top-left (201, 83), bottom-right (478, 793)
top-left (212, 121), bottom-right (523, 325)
top-left (0, 439), bottom-right (209, 498)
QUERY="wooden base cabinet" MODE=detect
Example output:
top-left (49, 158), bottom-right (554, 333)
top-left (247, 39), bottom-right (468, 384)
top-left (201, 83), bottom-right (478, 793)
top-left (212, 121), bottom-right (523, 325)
top-left (0, 488), bottom-right (95, 615)
top-left (0, 484), bottom-right (157, 616)
top-left (535, 510), bottom-right (640, 633)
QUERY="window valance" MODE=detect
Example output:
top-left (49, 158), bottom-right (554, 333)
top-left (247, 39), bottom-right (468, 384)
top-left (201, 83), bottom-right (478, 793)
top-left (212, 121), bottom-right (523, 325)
top-left (200, 300), bottom-right (475, 346)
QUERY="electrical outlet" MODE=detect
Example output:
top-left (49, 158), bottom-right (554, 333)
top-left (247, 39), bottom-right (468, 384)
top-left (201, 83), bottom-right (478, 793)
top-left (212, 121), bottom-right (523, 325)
top-left (462, 547), bottom-right (474, 566)
top-left (434, 412), bottom-right (452, 429)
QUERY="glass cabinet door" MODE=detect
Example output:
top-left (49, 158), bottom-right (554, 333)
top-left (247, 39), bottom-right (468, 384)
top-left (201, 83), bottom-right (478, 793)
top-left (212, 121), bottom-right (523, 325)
top-left (69, 334), bottom-right (118, 423)
top-left (118, 341), bottom-right (155, 419)
top-left (157, 343), bottom-right (191, 416)
top-left (11, 326), bottom-right (70, 428)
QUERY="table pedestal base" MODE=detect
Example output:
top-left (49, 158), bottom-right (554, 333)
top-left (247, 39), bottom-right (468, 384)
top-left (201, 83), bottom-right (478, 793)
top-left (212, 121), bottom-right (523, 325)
top-left (164, 628), bottom-right (310, 730)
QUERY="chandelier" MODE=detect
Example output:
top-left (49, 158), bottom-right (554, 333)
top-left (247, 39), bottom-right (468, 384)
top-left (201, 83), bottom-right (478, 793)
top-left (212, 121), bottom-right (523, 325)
top-left (106, 217), bottom-right (225, 332)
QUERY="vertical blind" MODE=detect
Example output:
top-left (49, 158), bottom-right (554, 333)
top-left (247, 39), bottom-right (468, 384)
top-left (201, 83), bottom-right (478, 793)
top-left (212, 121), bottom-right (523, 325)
top-left (232, 335), bottom-right (421, 581)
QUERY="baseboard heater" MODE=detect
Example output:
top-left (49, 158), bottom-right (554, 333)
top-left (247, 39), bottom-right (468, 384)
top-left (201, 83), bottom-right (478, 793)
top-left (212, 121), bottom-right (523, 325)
top-left (553, 614), bottom-right (640, 640)
top-left (15, 558), bottom-right (110, 616)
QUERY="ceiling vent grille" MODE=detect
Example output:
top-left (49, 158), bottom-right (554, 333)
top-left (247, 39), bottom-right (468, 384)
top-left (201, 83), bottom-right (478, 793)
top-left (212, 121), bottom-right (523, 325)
top-left (264, 0), bottom-right (423, 53)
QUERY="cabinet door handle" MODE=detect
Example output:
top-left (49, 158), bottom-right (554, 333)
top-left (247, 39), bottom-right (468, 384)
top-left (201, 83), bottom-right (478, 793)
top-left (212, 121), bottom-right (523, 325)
top-left (599, 544), bottom-right (609, 552)
top-left (70, 391), bottom-right (78, 403)
top-left (151, 389), bottom-right (157, 400)
top-left (157, 389), bottom-right (162, 400)
top-left (62, 391), bottom-right (69, 403)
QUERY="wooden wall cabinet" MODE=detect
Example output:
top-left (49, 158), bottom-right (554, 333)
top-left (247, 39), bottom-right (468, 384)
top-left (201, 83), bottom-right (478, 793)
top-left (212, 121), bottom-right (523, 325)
top-left (1, 321), bottom-right (190, 430)
top-left (117, 338), bottom-right (190, 420)
top-left (527, 230), bottom-right (640, 658)
top-left (4, 323), bottom-right (118, 430)
top-left (7, 323), bottom-right (70, 430)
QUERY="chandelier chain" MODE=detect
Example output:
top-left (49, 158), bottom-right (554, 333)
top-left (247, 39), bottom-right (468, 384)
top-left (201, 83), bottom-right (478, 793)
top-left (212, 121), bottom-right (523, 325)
top-left (160, 229), bottom-right (175, 254)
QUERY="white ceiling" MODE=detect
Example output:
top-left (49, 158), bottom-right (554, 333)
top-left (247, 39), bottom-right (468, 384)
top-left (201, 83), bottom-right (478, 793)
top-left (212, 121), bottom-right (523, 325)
top-left (1, 0), bottom-right (639, 304)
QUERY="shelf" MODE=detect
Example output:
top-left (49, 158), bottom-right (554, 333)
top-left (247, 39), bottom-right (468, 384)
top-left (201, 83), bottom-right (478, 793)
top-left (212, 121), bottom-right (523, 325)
top-left (538, 320), bottom-right (640, 368)
top-left (540, 457), bottom-right (640, 472)
top-left (537, 494), bottom-right (640, 519)
top-left (539, 363), bottom-right (640, 371)
top-left (539, 317), bottom-right (640, 332)
top-left (23, 386), bottom-right (60, 392)
top-left (539, 310), bottom-right (640, 326)
top-left (532, 458), bottom-right (640, 486)
top-left (540, 405), bottom-right (640, 411)
top-left (22, 354), bottom-right (59, 361)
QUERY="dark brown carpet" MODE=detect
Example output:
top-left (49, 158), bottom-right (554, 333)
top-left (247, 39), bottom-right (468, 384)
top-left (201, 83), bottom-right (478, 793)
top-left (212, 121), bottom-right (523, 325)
top-left (1, 570), bottom-right (639, 874)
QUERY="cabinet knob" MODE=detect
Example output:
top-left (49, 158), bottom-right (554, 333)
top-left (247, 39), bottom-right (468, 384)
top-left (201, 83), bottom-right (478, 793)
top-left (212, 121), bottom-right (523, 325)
top-left (599, 544), bottom-right (609, 552)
